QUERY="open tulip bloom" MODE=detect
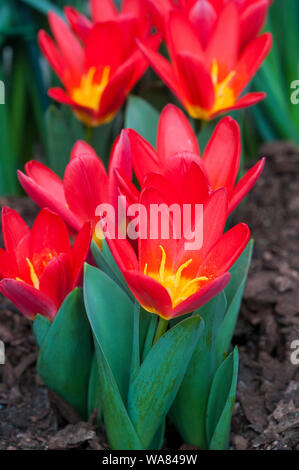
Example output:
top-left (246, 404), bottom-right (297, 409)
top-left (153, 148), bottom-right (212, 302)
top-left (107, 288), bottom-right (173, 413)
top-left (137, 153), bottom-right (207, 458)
top-left (39, 0), bottom-right (160, 126)
top-left (0, 208), bottom-right (91, 320)
top-left (139, 2), bottom-right (272, 120)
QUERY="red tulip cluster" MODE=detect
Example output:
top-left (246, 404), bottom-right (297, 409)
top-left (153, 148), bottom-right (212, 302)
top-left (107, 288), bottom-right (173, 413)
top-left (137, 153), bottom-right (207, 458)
top-left (0, 0), bottom-right (271, 321)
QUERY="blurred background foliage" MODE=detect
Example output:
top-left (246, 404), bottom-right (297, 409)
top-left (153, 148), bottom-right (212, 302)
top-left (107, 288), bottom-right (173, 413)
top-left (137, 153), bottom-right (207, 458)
top-left (0, 0), bottom-right (298, 196)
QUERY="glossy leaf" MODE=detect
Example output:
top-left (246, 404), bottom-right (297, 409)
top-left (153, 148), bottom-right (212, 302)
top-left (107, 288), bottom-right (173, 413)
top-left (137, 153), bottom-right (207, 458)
top-left (170, 292), bottom-right (227, 448)
top-left (84, 264), bottom-right (134, 401)
top-left (206, 348), bottom-right (239, 450)
top-left (128, 315), bottom-right (204, 450)
top-left (125, 95), bottom-right (159, 147)
top-left (87, 353), bottom-right (102, 424)
top-left (37, 288), bottom-right (93, 418)
top-left (32, 314), bottom-right (51, 348)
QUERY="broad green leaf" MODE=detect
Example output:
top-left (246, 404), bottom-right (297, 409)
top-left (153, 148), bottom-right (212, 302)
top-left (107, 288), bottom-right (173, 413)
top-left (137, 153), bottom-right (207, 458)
top-left (37, 288), bottom-right (93, 418)
top-left (45, 105), bottom-right (84, 178)
top-left (32, 314), bottom-right (51, 348)
top-left (87, 353), bottom-right (102, 424)
top-left (206, 348), bottom-right (239, 450)
top-left (128, 315), bottom-right (204, 450)
top-left (170, 292), bottom-right (227, 448)
top-left (125, 95), bottom-right (159, 147)
top-left (216, 241), bottom-right (253, 364)
top-left (84, 264), bottom-right (135, 401)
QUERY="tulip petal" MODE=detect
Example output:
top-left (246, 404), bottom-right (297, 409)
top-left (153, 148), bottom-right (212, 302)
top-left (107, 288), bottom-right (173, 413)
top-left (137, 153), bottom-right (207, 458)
top-left (123, 270), bottom-right (173, 319)
top-left (70, 140), bottom-right (99, 161)
top-left (91, 0), bottom-right (117, 22)
top-left (157, 104), bottom-right (200, 163)
top-left (71, 222), bottom-right (92, 287)
top-left (85, 22), bottom-right (123, 74)
top-left (232, 33), bottom-right (272, 97)
top-left (48, 87), bottom-right (75, 105)
top-left (39, 253), bottom-right (73, 309)
top-left (202, 117), bottom-right (241, 196)
top-left (126, 129), bottom-right (160, 184)
top-left (198, 224), bottom-right (250, 278)
top-left (172, 273), bottom-right (230, 318)
top-left (1, 207), bottom-right (31, 255)
top-left (48, 12), bottom-right (84, 86)
top-left (189, 0), bottom-right (217, 48)
top-left (25, 161), bottom-right (65, 201)
top-left (176, 52), bottom-right (215, 110)
top-left (206, 2), bottom-right (240, 77)
top-left (31, 209), bottom-right (71, 258)
top-left (109, 131), bottom-right (132, 212)
top-left (229, 158), bottom-right (265, 215)
top-left (38, 31), bottom-right (66, 83)
top-left (63, 150), bottom-right (109, 226)
top-left (0, 249), bottom-right (17, 279)
top-left (240, 0), bottom-right (269, 50)
top-left (167, 10), bottom-right (204, 63)
top-left (0, 279), bottom-right (57, 320)
top-left (64, 6), bottom-right (92, 42)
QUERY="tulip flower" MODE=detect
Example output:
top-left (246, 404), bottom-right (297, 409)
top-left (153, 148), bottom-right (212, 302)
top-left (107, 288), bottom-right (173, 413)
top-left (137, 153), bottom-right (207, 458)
top-left (39, 3), bottom-right (160, 127)
top-left (116, 104), bottom-right (265, 216)
top-left (147, 0), bottom-right (272, 50)
top-left (0, 208), bottom-right (92, 320)
top-left (105, 174), bottom-right (250, 320)
top-left (138, 4), bottom-right (272, 120)
top-left (18, 139), bottom-right (131, 248)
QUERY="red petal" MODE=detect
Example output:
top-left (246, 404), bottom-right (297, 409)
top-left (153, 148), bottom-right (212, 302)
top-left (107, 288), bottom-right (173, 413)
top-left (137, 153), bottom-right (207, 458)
top-left (71, 222), bottom-right (92, 287)
top-left (206, 2), bottom-right (240, 78)
top-left (64, 6), bottom-right (92, 42)
top-left (172, 273), bottom-right (230, 318)
top-left (213, 92), bottom-right (266, 117)
top-left (198, 224), bottom-right (250, 278)
top-left (0, 279), bottom-right (57, 320)
top-left (127, 33), bottom-right (162, 90)
top-left (39, 253), bottom-right (73, 309)
top-left (137, 40), bottom-right (182, 103)
top-left (232, 33), bottom-right (272, 97)
top-left (0, 249), bottom-right (17, 279)
top-left (31, 209), bottom-right (71, 256)
top-left (189, 0), bottom-right (217, 48)
top-left (70, 140), bottom-right (99, 161)
top-left (25, 161), bottom-right (65, 201)
top-left (85, 22), bottom-right (123, 74)
top-left (48, 87), bottom-right (75, 105)
top-left (48, 12), bottom-right (84, 86)
top-left (176, 52), bottom-right (215, 110)
top-left (108, 131), bottom-right (132, 212)
top-left (167, 10), bottom-right (204, 64)
top-left (123, 271), bottom-right (173, 319)
top-left (203, 117), bottom-right (241, 196)
top-left (157, 104), bottom-right (200, 163)
top-left (240, 0), bottom-right (269, 50)
top-left (91, 0), bottom-right (117, 22)
top-left (105, 236), bottom-right (139, 273)
top-left (38, 31), bottom-right (66, 83)
top-left (229, 158), bottom-right (265, 215)
top-left (18, 170), bottom-right (81, 234)
top-left (1, 207), bottom-right (30, 255)
top-left (126, 129), bottom-right (160, 184)
top-left (63, 150), bottom-right (109, 226)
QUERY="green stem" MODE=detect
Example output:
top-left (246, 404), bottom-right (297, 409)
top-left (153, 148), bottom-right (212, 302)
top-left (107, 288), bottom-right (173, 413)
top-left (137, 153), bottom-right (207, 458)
top-left (85, 125), bottom-right (93, 144)
top-left (153, 317), bottom-right (168, 346)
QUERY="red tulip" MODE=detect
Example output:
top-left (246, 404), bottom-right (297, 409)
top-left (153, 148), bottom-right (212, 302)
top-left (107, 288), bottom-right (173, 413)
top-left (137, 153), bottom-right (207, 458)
top-left (39, 1), bottom-right (160, 127)
top-left (18, 139), bottom-right (131, 248)
top-left (0, 208), bottom-right (92, 320)
top-left (116, 104), bottom-right (265, 216)
top-left (105, 173), bottom-right (250, 320)
top-left (138, 4), bottom-right (272, 120)
top-left (147, 0), bottom-right (272, 50)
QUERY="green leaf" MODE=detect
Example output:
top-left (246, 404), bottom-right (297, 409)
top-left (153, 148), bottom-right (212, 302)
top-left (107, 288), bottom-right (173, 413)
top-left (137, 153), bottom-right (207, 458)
top-left (170, 292), bottom-right (227, 448)
top-left (206, 348), bottom-right (239, 450)
top-left (87, 353), bottom-right (102, 424)
top-left (128, 315), bottom-right (204, 450)
top-left (45, 105), bottom-right (84, 178)
top-left (84, 264), bottom-right (135, 401)
top-left (37, 288), bottom-right (93, 418)
top-left (125, 95), bottom-right (159, 147)
top-left (216, 240), bottom-right (253, 364)
top-left (19, 0), bottom-right (64, 16)
top-left (32, 314), bottom-right (51, 348)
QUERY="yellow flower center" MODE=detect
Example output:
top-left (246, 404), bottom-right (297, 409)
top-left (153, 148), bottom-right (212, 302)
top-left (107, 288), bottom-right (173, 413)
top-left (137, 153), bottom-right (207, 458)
top-left (144, 246), bottom-right (208, 313)
top-left (72, 66), bottom-right (110, 112)
top-left (187, 59), bottom-right (236, 120)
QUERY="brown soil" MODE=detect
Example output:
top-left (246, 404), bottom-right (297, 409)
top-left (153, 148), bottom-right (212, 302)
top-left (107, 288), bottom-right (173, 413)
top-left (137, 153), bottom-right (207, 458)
top-left (0, 141), bottom-right (298, 450)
